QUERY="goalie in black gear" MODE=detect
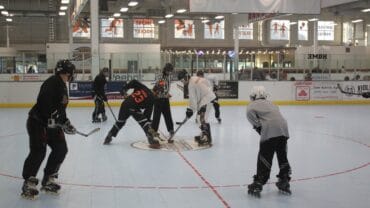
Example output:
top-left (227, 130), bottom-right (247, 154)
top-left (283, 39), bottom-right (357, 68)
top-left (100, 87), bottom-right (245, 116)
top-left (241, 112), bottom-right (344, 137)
top-left (246, 86), bottom-right (292, 197)
top-left (103, 79), bottom-right (161, 149)
top-left (178, 70), bottom-right (216, 146)
top-left (21, 59), bottom-right (77, 199)
top-left (92, 67), bottom-right (109, 123)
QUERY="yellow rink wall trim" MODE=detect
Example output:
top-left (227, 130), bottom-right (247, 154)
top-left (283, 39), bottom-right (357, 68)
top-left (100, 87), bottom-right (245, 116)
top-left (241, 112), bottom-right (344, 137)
top-left (2, 100), bottom-right (370, 108)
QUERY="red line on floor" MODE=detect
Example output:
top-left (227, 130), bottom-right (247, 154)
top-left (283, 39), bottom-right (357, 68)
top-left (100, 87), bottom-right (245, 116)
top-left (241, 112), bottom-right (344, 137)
top-left (176, 151), bottom-right (231, 208)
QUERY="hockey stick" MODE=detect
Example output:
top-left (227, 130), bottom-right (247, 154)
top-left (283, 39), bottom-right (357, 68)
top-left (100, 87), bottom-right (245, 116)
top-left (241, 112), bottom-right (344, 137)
top-left (337, 83), bottom-right (362, 95)
top-left (104, 100), bottom-right (118, 122)
top-left (168, 117), bottom-right (188, 140)
top-left (55, 124), bottom-right (100, 138)
top-left (76, 128), bottom-right (100, 137)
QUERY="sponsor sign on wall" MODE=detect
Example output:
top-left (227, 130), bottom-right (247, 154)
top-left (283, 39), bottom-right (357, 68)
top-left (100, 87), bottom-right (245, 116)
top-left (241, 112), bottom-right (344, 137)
top-left (69, 81), bottom-right (126, 100)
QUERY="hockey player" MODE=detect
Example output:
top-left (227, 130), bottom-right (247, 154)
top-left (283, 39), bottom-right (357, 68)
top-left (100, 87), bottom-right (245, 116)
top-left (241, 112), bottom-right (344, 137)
top-left (92, 67), bottom-right (109, 123)
top-left (178, 70), bottom-right (216, 146)
top-left (246, 86), bottom-right (291, 197)
top-left (103, 79), bottom-right (162, 149)
top-left (21, 59), bottom-right (77, 199)
top-left (205, 69), bottom-right (222, 123)
top-left (152, 63), bottom-right (175, 143)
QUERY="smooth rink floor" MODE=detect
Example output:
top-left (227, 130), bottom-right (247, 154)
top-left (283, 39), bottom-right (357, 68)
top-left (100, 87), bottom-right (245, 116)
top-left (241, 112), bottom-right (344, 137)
top-left (0, 105), bottom-right (369, 208)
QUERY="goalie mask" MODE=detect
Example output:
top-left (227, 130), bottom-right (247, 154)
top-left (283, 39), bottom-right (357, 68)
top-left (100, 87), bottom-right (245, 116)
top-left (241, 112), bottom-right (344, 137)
top-left (250, 86), bottom-right (267, 101)
top-left (55, 59), bottom-right (76, 81)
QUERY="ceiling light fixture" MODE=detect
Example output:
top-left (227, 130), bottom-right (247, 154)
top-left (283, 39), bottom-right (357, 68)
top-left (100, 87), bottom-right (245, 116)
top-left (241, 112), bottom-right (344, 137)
top-left (361, 8), bottom-right (370, 12)
top-left (308, 18), bottom-right (318, 22)
top-left (165, 13), bottom-right (173, 18)
top-left (108, 17), bottom-right (114, 21)
top-left (158, 20), bottom-right (166, 24)
top-left (202, 19), bottom-right (210, 23)
top-left (215, 15), bottom-right (224, 19)
top-left (59, 11), bottom-right (66, 16)
top-left (1, 10), bottom-right (8, 16)
top-left (61, 0), bottom-right (70, 4)
top-left (113, 13), bottom-right (121, 17)
top-left (128, 1), bottom-right (138, 7)
top-left (120, 7), bottom-right (129, 12)
top-left (60, 6), bottom-right (68, 10)
top-left (290, 22), bottom-right (297, 25)
top-left (176, 9), bottom-right (187, 13)
top-left (352, 19), bottom-right (363, 23)
top-left (0, 5), bottom-right (4, 9)
top-left (6, 18), bottom-right (12, 22)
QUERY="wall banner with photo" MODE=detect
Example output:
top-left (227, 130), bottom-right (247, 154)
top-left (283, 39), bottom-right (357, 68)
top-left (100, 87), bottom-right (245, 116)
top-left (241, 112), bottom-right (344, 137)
top-left (270, 20), bottom-right (290, 40)
top-left (298, 20), bottom-right (308, 41)
top-left (101, 19), bottom-right (124, 38)
top-left (204, 20), bottom-right (225, 39)
top-left (174, 19), bottom-right (195, 39)
top-left (73, 17), bottom-right (91, 38)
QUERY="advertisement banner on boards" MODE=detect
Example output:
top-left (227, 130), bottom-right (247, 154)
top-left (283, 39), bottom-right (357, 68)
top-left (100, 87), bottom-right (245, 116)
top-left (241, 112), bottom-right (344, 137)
top-left (69, 81), bottom-right (126, 100)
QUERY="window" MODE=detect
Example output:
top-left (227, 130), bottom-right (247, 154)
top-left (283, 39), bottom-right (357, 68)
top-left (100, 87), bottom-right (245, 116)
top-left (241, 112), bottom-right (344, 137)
top-left (174, 19), bottom-right (195, 39)
top-left (237, 23), bottom-right (253, 40)
top-left (270, 20), bottom-right (290, 40)
top-left (133, 19), bottom-right (158, 39)
top-left (204, 20), bottom-right (225, 39)
top-left (298, 20), bottom-right (308, 40)
top-left (101, 19), bottom-right (124, 38)
top-left (318, 21), bottom-right (335, 41)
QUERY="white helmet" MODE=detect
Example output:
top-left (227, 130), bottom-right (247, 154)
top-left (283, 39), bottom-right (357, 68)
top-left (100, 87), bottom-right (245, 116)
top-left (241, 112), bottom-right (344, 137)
top-left (250, 86), bottom-right (267, 101)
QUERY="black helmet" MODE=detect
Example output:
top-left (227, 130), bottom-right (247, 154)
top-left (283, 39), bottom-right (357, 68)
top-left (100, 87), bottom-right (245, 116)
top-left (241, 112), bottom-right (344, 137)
top-left (196, 70), bottom-right (204, 77)
top-left (55, 59), bottom-right (75, 75)
top-left (177, 69), bottom-right (189, 81)
top-left (163, 63), bottom-right (174, 75)
top-left (55, 59), bottom-right (76, 81)
top-left (102, 67), bottom-right (109, 73)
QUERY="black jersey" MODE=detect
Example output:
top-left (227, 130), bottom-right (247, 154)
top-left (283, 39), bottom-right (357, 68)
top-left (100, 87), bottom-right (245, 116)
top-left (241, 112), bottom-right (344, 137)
top-left (92, 72), bottom-right (107, 100)
top-left (29, 75), bottom-right (69, 126)
top-left (122, 79), bottom-right (155, 109)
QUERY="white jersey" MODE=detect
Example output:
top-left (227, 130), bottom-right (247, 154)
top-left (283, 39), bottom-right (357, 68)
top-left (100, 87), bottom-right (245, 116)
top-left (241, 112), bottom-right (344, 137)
top-left (188, 76), bottom-right (216, 112)
top-left (205, 73), bottom-right (219, 90)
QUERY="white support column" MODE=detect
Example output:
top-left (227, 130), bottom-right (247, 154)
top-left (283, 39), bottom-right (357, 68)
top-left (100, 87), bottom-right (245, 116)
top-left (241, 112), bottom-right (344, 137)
top-left (233, 26), bottom-right (239, 80)
top-left (313, 21), bottom-right (318, 71)
top-left (91, 0), bottom-right (100, 79)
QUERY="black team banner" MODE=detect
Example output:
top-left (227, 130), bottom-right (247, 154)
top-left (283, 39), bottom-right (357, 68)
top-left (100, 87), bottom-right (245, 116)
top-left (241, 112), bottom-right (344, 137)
top-left (69, 81), bottom-right (126, 100)
top-left (183, 80), bottom-right (238, 99)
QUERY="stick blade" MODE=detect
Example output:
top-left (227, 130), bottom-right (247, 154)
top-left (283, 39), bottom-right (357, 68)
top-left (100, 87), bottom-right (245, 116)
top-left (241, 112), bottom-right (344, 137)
top-left (87, 128), bottom-right (100, 136)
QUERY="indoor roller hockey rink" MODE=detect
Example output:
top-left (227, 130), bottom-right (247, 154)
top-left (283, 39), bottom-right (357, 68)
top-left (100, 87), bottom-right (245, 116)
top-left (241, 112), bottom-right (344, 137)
top-left (0, 105), bottom-right (369, 208)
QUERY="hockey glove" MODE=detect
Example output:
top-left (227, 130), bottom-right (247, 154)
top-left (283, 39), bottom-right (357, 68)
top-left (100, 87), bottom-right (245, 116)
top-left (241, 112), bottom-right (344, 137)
top-left (253, 126), bottom-right (262, 135)
top-left (62, 120), bottom-right (76, 135)
top-left (102, 95), bottom-right (108, 102)
top-left (186, 108), bottom-right (193, 118)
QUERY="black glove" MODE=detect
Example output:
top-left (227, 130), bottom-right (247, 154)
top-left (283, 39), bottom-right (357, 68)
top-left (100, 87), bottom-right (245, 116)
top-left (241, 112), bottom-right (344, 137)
top-left (253, 126), bottom-right (262, 135)
top-left (62, 119), bottom-right (76, 135)
top-left (102, 95), bottom-right (108, 102)
top-left (186, 108), bottom-right (193, 118)
top-left (362, 92), bottom-right (370, 98)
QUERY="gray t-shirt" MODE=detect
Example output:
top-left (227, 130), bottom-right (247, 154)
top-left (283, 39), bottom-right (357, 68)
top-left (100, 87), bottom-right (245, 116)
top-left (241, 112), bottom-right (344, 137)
top-left (246, 99), bottom-right (289, 142)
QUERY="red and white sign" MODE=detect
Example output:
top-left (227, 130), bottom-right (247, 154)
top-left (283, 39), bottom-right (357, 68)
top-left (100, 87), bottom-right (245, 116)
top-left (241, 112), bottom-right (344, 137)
top-left (296, 86), bottom-right (310, 101)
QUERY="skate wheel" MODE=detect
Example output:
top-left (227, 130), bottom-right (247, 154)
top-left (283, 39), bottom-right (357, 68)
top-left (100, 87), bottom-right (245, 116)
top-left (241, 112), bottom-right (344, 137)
top-left (247, 190), bottom-right (261, 198)
top-left (279, 190), bottom-right (292, 195)
top-left (21, 193), bottom-right (38, 200)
